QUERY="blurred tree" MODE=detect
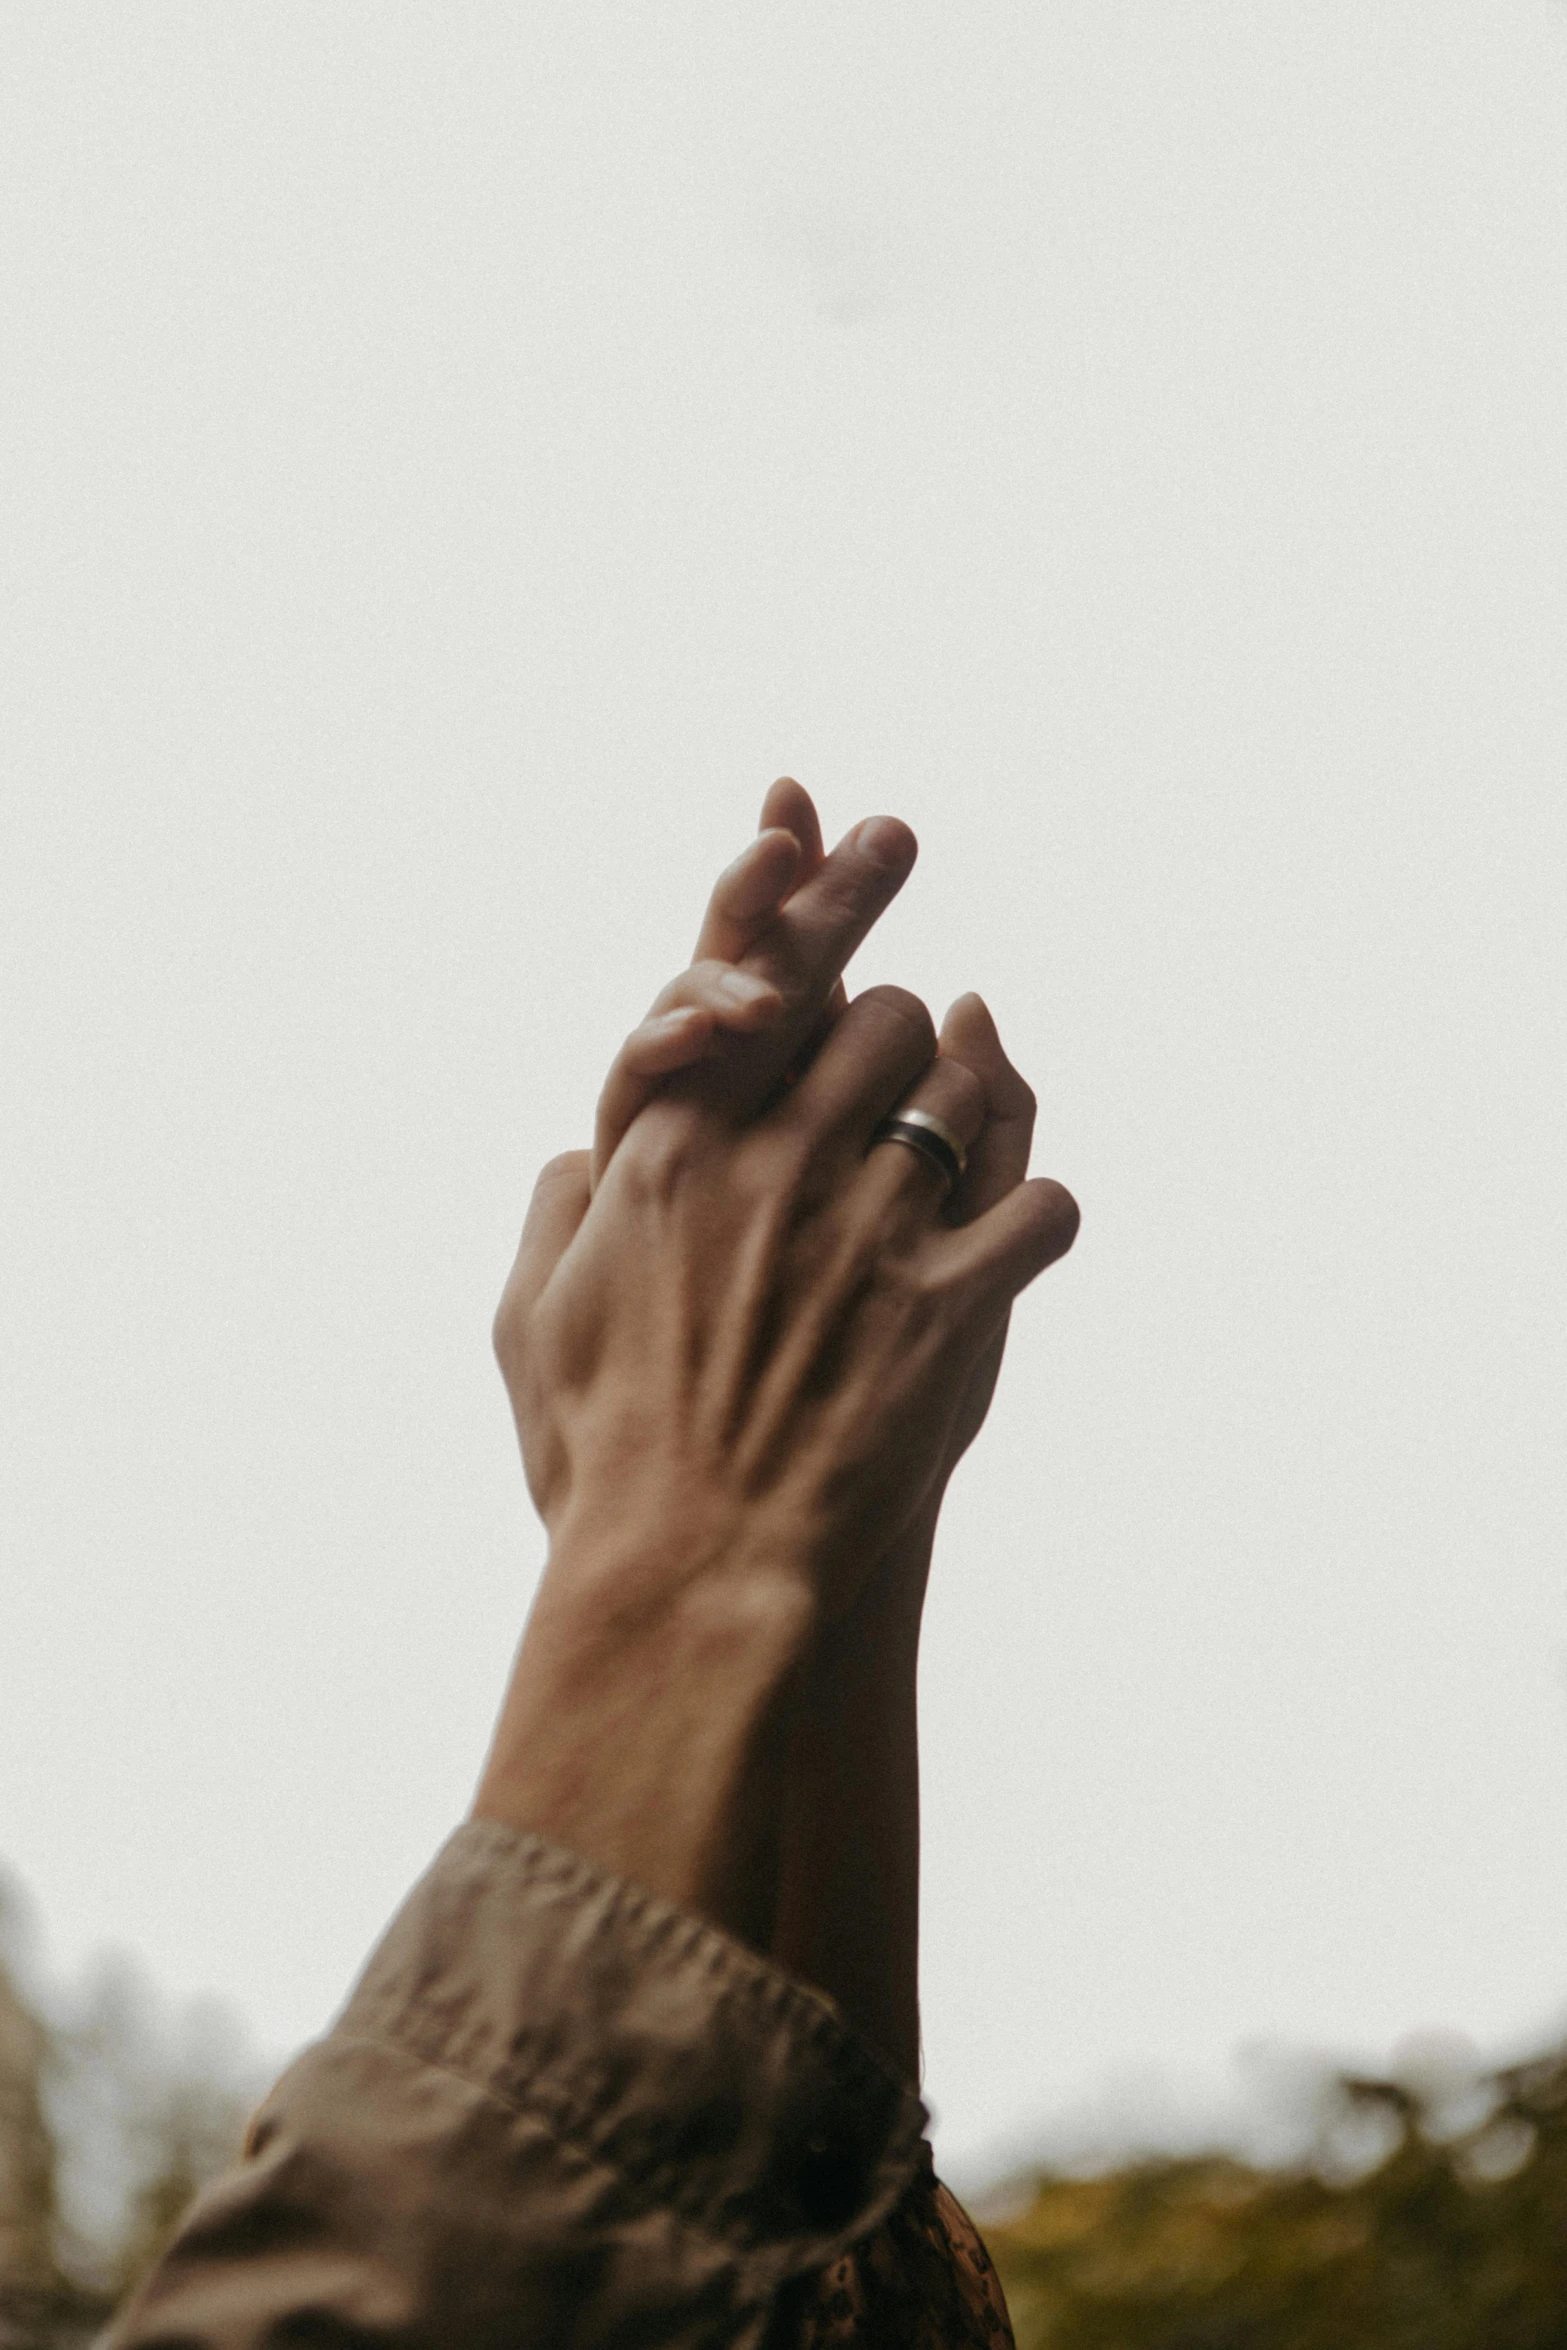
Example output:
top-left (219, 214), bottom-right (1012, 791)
top-left (8, 1857), bottom-right (1567, 2345)
top-left (0, 1873), bottom-right (258, 2350)
top-left (0, 1962), bottom-right (53, 2286)
top-left (983, 2055), bottom-right (1567, 2349)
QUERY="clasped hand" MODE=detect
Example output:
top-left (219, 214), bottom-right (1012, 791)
top-left (478, 783), bottom-right (1077, 1959)
top-left (500, 975), bottom-right (1073, 1625)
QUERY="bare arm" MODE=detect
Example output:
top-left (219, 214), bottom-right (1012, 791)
top-left (579, 784), bottom-right (1056, 2074)
top-left (768, 990), bottom-right (1044, 2080)
top-left (105, 796), bottom-right (1067, 2350)
top-left (476, 972), bottom-right (1074, 1957)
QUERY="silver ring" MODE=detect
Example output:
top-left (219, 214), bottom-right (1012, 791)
top-left (869, 1109), bottom-right (967, 1195)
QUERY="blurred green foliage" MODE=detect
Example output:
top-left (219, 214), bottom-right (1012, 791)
top-left (0, 1873), bottom-right (258, 2350)
top-left (984, 2054), bottom-right (1567, 2350)
top-left (7, 1856), bottom-right (1567, 2348)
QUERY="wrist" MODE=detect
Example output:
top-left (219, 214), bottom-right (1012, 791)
top-left (533, 1517), bottom-right (820, 1693)
top-left (474, 1525), bottom-right (818, 1950)
top-left (544, 1485), bottom-right (813, 1616)
top-left (870, 1488), bottom-right (942, 1626)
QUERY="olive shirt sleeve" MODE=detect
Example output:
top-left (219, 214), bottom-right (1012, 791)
top-left (100, 1820), bottom-right (931, 2350)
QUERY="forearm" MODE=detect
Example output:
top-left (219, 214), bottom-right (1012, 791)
top-left (770, 1502), bottom-right (938, 2083)
top-left (474, 1520), bottom-right (817, 1954)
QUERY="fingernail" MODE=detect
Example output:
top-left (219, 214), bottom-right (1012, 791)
top-left (855, 816), bottom-right (916, 872)
top-left (717, 969), bottom-right (776, 1008)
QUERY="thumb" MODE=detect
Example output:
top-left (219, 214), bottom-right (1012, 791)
top-left (493, 1151), bottom-right (591, 1363)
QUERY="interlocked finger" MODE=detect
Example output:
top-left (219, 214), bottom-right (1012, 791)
top-left (684, 811), bottom-right (918, 1122)
top-left (749, 777), bottom-right (848, 1036)
top-left (591, 960), bottom-right (783, 1189)
top-left (494, 1150), bottom-right (592, 1361)
top-left (690, 825), bottom-right (803, 965)
top-left (768, 985), bottom-right (938, 1177)
top-left (936, 993), bottom-right (1038, 1226)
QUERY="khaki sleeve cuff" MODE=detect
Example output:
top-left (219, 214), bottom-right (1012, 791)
top-left (325, 1819), bottom-right (927, 2322)
top-left (105, 1832), bottom-right (929, 2349)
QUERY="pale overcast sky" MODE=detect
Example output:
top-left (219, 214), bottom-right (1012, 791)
top-left (3, 3), bottom-right (1566, 2183)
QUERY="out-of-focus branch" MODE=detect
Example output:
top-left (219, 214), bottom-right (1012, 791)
top-left (0, 1870), bottom-right (262, 2347)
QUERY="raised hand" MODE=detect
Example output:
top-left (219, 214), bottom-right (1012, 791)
top-left (497, 975), bottom-right (1074, 1617)
top-left (563, 781), bottom-right (1074, 2071)
top-left (480, 894), bottom-right (1076, 1953)
top-left (591, 782), bottom-right (1049, 1508)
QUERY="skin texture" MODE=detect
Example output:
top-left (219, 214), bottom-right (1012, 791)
top-left (478, 787), bottom-right (1076, 2053)
top-left (592, 785), bottom-right (1051, 2075)
top-left (752, 794), bottom-right (1047, 2079)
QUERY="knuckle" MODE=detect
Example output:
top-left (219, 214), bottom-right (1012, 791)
top-left (620, 1103), bottom-right (697, 1202)
top-left (899, 1264), bottom-right (945, 1325)
top-left (880, 1239), bottom-right (948, 1316)
top-left (606, 1044), bottom-right (646, 1101)
top-left (741, 1120), bottom-right (814, 1205)
top-left (941, 1061), bottom-right (988, 1129)
top-left (684, 959), bottom-right (731, 1001)
top-left (647, 963), bottom-right (727, 1021)
top-left (857, 983), bottom-right (936, 1059)
top-left (491, 1295), bottom-right (523, 1371)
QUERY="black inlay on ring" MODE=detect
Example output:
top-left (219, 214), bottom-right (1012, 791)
top-left (870, 1115), bottom-right (963, 1192)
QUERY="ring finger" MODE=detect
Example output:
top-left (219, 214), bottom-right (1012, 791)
top-left (856, 1054), bottom-right (989, 1235)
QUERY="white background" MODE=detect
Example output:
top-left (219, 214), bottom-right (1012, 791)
top-left (3, 4), bottom-right (1565, 2183)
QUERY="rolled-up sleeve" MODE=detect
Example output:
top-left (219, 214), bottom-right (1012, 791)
top-left (101, 1821), bottom-right (928, 2349)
